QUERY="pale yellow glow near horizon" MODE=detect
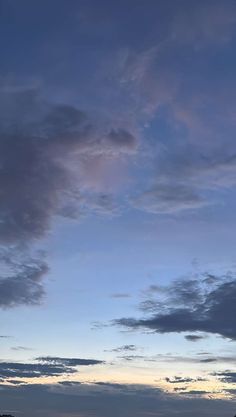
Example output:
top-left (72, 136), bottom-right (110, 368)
top-left (4, 367), bottom-right (234, 400)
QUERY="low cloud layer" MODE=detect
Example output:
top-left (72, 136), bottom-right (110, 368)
top-left (0, 380), bottom-right (235, 417)
top-left (114, 272), bottom-right (236, 340)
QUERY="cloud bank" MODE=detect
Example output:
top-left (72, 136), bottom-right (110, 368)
top-left (0, 380), bottom-right (235, 417)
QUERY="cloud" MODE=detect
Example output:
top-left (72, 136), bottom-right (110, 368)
top-left (1, 0), bottom-right (236, 314)
top-left (7, 379), bottom-right (27, 385)
top-left (58, 380), bottom-right (82, 386)
top-left (104, 129), bottom-right (137, 154)
top-left (160, 353), bottom-right (236, 366)
top-left (184, 334), bottom-right (206, 342)
top-left (113, 272), bottom-right (236, 340)
top-left (131, 143), bottom-right (236, 215)
top-left (105, 345), bottom-right (137, 353)
top-left (0, 361), bottom-right (76, 379)
top-left (98, 2), bottom-right (236, 216)
top-left (180, 390), bottom-right (212, 396)
top-left (118, 355), bottom-right (145, 362)
top-left (132, 183), bottom-right (207, 214)
top-left (0, 84), bottom-right (138, 308)
top-left (165, 376), bottom-right (207, 384)
top-left (174, 387), bottom-right (187, 392)
top-left (0, 252), bottom-right (48, 308)
top-left (0, 87), bottom-right (136, 243)
top-left (224, 388), bottom-right (236, 396)
top-left (0, 380), bottom-right (235, 417)
top-left (117, 41), bottom-right (236, 215)
top-left (11, 347), bottom-right (34, 352)
top-left (215, 371), bottom-right (236, 384)
top-left (0, 356), bottom-right (104, 381)
top-left (110, 351), bottom-right (236, 366)
top-left (36, 357), bottom-right (104, 366)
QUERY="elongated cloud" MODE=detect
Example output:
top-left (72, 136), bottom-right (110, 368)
top-left (36, 357), bottom-right (104, 366)
top-left (0, 356), bottom-right (104, 380)
top-left (132, 183), bottom-right (207, 214)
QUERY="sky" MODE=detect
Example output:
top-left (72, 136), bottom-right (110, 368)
top-left (0, 0), bottom-right (236, 416)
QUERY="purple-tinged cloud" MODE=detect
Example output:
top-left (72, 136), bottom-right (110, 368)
top-left (0, 85), bottom-right (137, 307)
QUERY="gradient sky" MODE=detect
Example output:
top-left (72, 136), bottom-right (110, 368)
top-left (0, 1), bottom-right (236, 416)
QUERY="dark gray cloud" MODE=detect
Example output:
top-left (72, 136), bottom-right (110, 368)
top-left (58, 380), bottom-right (82, 386)
top-left (166, 376), bottom-right (207, 384)
top-left (105, 129), bottom-right (136, 154)
top-left (118, 355), bottom-right (145, 362)
top-left (0, 361), bottom-right (76, 379)
top-left (0, 253), bottom-right (47, 308)
top-left (0, 356), bottom-right (104, 380)
top-left (0, 380), bottom-right (235, 417)
top-left (179, 390), bottom-right (212, 396)
top-left (7, 379), bottom-right (27, 385)
top-left (93, 381), bottom-right (132, 390)
top-left (214, 371), bottom-right (236, 383)
top-left (113, 272), bottom-right (236, 340)
top-left (174, 387), bottom-right (188, 392)
top-left (184, 334), bottom-right (206, 342)
top-left (200, 358), bottom-right (217, 363)
top-left (36, 357), bottom-right (104, 366)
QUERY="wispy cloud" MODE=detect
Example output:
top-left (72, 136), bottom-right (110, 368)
top-left (104, 344), bottom-right (137, 353)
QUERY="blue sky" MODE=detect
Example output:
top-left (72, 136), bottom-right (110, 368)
top-left (0, 1), bottom-right (236, 416)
